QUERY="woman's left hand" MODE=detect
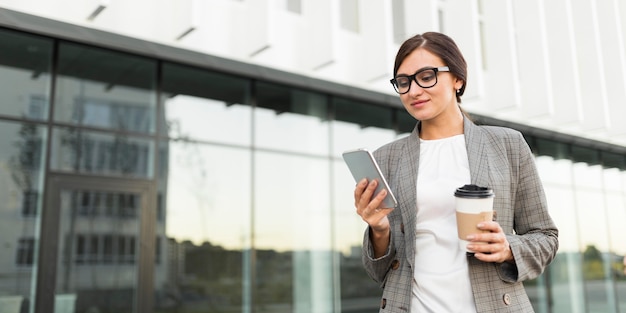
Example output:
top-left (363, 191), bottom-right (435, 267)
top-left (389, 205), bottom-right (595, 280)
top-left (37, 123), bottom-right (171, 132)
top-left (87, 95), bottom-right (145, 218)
top-left (466, 221), bottom-right (514, 264)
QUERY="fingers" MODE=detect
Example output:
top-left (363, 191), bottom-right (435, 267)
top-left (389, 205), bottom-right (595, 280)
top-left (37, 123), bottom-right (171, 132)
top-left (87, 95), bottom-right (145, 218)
top-left (354, 178), bottom-right (382, 212)
top-left (354, 179), bottom-right (393, 227)
top-left (467, 222), bottom-right (512, 263)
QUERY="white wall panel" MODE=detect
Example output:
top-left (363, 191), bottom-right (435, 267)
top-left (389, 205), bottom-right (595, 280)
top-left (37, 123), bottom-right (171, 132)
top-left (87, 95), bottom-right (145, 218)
top-left (542, 0), bottom-right (582, 126)
top-left (569, 0), bottom-right (607, 131)
top-left (300, 0), bottom-right (335, 71)
top-left (403, 0), bottom-right (438, 35)
top-left (180, 1), bottom-right (246, 59)
top-left (596, 0), bottom-right (626, 137)
top-left (511, 0), bottom-right (553, 119)
top-left (157, 0), bottom-right (195, 42)
top-left (95, 0), bottom-right (162, 40)
top-left (357, 2), bottom-right (391, 82)
top-left (241, 0), bottom-right (272, 59)
top-left (480, 0), bottom-right (519, 111)
top-left (0, 0), bottom-right (107, 24)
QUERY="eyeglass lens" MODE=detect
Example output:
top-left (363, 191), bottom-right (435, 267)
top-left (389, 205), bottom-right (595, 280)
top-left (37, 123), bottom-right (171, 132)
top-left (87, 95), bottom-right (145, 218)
top-left (393, 68), bottom-right (439, 94)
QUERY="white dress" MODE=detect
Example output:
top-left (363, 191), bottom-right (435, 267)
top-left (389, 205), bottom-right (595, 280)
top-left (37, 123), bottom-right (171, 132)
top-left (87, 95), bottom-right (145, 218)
top-left (410, 134), bottom-right (477, 313)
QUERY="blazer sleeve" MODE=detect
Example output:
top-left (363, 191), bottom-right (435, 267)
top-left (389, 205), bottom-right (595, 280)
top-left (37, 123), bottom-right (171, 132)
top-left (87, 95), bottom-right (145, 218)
top-left (361, 226), bottom-right (396, 285)
top-left (497, 131), bottom-right (559, 283)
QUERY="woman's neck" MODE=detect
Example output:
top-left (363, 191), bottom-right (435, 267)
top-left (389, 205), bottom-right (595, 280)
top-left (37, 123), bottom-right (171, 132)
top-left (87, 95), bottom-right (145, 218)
top-left (419, 110), bottom-right (464, 140)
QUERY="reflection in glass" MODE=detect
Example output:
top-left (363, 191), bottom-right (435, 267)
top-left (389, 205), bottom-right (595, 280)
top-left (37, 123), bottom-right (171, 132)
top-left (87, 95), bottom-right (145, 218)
top-left (54, 42), bottom-right (156, 134)
top-left (255, 82), bottom-right (329, 155)
top-left (161, 62), bottom-right (251, 143)
top-left (333, 97), bottom-right (392, 130)
top-left (156, 141), bottom-right (251, 312)
top-left (536, 157), bottom-right (585, 312)
top-left (254, 152), bottom-right (332, 312)
top-left (0, 28), bottom-right (52, 120)
top-left (56, 189), bottom-right (141, 313)
top-left (50, 127), bottom-right (154, 178)
top-left (254, 152), bottom-right (330, 250)
top-left (604, 169), bottom-right (626, 313)
top-left (574, 163), bottom-right (618, 313)
top-left (0, 121), bottom-right (47, 312)
top-left (331, 120), bottom-right (396, 158)
top-left (332, 160), bottom-right (380, 312)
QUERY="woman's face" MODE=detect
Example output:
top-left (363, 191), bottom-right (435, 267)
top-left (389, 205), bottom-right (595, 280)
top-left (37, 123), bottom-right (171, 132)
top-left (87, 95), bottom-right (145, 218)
top-left (396, 48), bottom-right (463, 122)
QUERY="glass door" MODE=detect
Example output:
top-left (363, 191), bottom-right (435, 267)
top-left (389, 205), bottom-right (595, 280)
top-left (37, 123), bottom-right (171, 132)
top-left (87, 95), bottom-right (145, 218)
top-left (36, 174), bottom-right (154, 313)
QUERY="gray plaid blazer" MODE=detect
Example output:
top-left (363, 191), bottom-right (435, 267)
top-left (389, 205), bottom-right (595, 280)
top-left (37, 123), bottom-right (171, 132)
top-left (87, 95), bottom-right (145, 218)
top-left (362, 118), bottom-right (559, 312)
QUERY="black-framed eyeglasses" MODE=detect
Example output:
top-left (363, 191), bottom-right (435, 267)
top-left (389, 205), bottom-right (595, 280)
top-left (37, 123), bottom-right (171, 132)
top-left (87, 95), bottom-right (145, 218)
top-left (390, 66), bottom-right (450, 94)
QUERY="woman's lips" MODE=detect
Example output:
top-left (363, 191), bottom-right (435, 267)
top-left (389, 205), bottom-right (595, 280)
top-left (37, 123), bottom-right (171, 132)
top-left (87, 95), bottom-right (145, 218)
top-left (411, 99), bottom-right (428, 108)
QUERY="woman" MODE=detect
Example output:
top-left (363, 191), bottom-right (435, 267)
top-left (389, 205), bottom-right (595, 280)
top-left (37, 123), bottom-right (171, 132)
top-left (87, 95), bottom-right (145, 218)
top-left (354, 32), bottom-right (558, 312)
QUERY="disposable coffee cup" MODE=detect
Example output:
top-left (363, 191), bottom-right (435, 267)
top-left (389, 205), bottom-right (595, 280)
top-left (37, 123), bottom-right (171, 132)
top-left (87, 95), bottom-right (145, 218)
top-left (454, 184), bottom-right (495, 254)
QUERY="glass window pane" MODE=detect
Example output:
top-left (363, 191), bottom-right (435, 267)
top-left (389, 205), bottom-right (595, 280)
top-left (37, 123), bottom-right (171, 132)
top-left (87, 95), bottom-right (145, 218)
top-left (535, 157), bottom-right (585, 312)
top-left (161, 62), bottom-right (251, 144)
top-left (334, 97), bottom-right (393, 131)
top-left (0, 120), bottom-right (47, 311)
top-left (54, 42), bottom-right (156, 134)
top-left (0, 28), bottom-right (53, 120)
top-left (573, 163), bottom-right (618, 313)
top-left (331, 119), bottom-right (396, 158)
top-left (254, 152), bottom-right (333, 312)
top-left (50, 127), bottom-right (154, 178)
top-left (332, 159), bottom-right (381, 311)
top-left (332, 98), bottom-right (396, 158)
top-left (57, 189), bottom-right (142, 313)
top-left (155, 140), bottom-right (251, 312)
top-left (255, 82), bottom-right (329, 155)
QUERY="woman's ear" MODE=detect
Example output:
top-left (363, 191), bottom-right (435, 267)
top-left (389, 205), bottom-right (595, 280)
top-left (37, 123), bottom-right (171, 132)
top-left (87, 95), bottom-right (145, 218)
top-left (454, 78), bottom-right (464, 91)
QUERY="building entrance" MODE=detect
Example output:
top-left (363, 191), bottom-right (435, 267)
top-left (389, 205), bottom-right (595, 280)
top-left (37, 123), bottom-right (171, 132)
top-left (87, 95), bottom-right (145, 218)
top-left (35, 174), bottom-right (155, 313)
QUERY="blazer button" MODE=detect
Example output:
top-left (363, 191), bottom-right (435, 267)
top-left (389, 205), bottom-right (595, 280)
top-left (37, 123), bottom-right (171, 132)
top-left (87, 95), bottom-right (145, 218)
top-left (381, 298), bottom-right (387, 309)
top-left (391, 260), bottom-right (400, 270)
top-left (503, 293), bottom-right (511, 305)
top-left (400, 223), bottom-right (405, 234)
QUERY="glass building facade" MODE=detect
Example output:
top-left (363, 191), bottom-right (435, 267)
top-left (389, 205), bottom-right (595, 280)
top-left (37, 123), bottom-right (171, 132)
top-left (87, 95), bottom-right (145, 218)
top-left (1, 12), bottom-right (626, 313)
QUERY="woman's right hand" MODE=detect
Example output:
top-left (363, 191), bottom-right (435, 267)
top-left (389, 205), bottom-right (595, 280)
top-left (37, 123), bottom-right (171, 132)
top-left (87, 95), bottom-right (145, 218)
top-left (355, 178), bottom-right (394, 258)
top-left (354, 178), bottom-right (393, 233)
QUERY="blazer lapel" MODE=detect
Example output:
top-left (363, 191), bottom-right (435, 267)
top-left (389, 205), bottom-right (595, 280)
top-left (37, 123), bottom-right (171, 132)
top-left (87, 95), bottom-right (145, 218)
top-left (464, 118), bottom-right (491, 188)
top-left (395, 124), bottom-right (420, 268)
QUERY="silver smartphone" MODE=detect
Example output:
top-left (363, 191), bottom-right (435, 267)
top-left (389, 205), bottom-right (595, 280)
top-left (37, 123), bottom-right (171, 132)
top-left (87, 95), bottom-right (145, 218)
top-left (342, 148), bottom-right (398, 209)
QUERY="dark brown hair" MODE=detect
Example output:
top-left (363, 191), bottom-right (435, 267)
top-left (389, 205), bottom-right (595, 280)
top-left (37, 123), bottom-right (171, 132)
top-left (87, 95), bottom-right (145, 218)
top-left (393, 32), bottom-right (467, 103)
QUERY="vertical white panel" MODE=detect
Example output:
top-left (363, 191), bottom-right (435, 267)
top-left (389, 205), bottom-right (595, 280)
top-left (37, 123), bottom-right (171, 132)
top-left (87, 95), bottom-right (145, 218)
top-left (182, 1), bottom-right (238, 58)
top-left (596, 0), bottom-right (626, 136)
top-left (481, 0), bottom-right (519, 111)
top-left (0, 0), bottom-right (108, 22)
top-left (95, 0), bottom-right (162, 38)
top-left (358, 1), bottom-right (392, 82)
top-left (156, 0), bottom-right (194, 42)
top-left (242, 0), bottom-right (272, 58)
top-left (512, 0), bottom-right (552, 118)
top-left (300, 0), bottom-right (335, 71)
top-left (570, 0), bottom-right (607, 131)
top-left (542, 0), bottom-right (582, 125)
top-left (444, 0), bottom-right (483, 102)
top-left (403, 0), bottom-right (438, 34)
